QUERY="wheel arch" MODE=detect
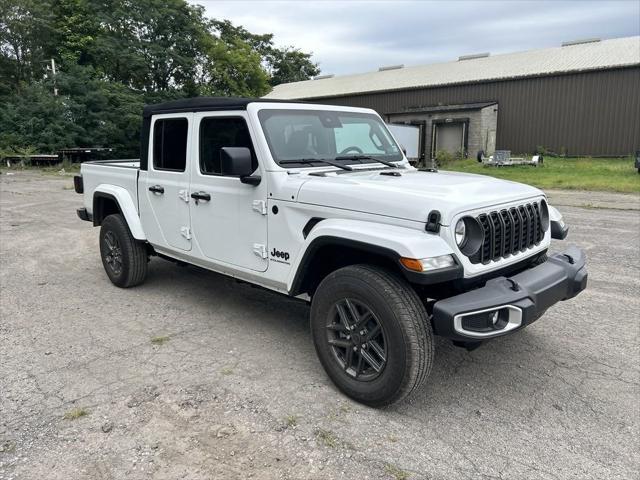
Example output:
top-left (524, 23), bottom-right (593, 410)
top-left (289, 236), bottom-right (403, 297)
top-left (92, 185), bottom-right (146, 240)
top-left (288, 219), bottom-right (459, 297)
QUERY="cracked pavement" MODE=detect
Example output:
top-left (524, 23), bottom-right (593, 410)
top-left (1, 171), bottom-right (638, 479)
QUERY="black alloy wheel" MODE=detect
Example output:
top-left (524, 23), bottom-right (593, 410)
top-left (103, 230), bottom-right (123, 276)
top-left (327, 298), bottom-right (387, 381)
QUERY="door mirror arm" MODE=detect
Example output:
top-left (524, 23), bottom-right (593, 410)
top-left (240, 175), bottom-right (261, 186)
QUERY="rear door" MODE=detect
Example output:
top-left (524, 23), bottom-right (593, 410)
top-left (189, 112), bottom-right (268, 272)
top-left (140, 114), bottom-right (192, 251)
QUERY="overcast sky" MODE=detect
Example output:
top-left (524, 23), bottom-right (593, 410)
top-left (193, 0), bottom-right (640, 76)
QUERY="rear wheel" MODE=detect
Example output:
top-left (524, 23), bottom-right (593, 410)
top-left (99, 214), bottom-right (148, 288)
top-left (310, 265), bottom-right (433, 406)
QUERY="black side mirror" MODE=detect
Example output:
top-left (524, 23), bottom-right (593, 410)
top-left (220, 147), bottom-right (261, 185)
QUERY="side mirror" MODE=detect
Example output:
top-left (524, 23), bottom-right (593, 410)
top-left (220, 147), bottom-right (261, 185)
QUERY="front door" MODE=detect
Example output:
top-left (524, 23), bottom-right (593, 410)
top-left (140, 114), bottom-right (192, 251)
top-left (189, 113), bottom-right (268, 272)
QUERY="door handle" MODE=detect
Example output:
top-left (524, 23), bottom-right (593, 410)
top-left (149, 185), bottom-right (164, 194)
top-left (191, 191), bottom-right (211, 204)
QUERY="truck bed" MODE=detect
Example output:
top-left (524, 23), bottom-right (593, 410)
top-left (80, 159), bottom-right (140, 216)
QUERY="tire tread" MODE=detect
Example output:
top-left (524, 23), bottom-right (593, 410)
top-left (100, 214), bottom-right (147, 288)
top-left (313, 264), bottom-right (434, 406)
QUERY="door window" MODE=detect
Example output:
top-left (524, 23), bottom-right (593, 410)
top-left (153, 118), bottom-right (188, 172)
top-left (199, 117), bottom-right (257, 175)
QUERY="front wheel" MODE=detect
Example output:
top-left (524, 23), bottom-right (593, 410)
top-left (99, 214), bottom-right (148, 288)
top-left (310, 265), bottom-right (434, 406)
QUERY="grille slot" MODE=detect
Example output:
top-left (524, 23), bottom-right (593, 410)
top-left (469, 202), bottom-right (544, 264)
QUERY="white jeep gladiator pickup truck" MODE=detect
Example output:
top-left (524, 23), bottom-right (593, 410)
top-left (75, 97), bottom-right (587, 406)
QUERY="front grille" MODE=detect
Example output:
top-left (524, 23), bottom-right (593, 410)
top-left (469, 202), bottom-right (544, 264)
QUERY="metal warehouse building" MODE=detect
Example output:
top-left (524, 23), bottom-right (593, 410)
top-left (266, 36), bottom-right (640, 161)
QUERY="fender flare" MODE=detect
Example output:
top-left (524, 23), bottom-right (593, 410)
top-left (93, 184), bottom-right (146, 240)
top-left (287, 218), bottom-right (458, 294)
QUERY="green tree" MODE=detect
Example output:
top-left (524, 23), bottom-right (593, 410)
top-left (267, 47), bottom-right (319, 86)
top-left (50, 0), bottom-right (99, 65)
top-left (88, 0), bottom-right (207, 92)
top-left (211, 19), bottom-right (319, 87)
top-left (198, 37), bottom-right (270, 97)
top-left (0, 82), bottom-right (77, 152)
top-left (0, 0), bottom-right (319, 155)
top-left (0, 0), bottom-right (55, 90)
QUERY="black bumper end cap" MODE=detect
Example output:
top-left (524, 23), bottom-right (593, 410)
top-left (551, 220), bottom-right (569, 240)
top-left (77, 208), bottom-right (92, 222)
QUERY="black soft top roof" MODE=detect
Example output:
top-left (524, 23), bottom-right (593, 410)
top-left (142, 96), bottom-right (304, 117)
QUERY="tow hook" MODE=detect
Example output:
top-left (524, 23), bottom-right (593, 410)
top-left (505, 278), bottom-right (520, 292)
top-left (562, 253), bottom-right (575, 264)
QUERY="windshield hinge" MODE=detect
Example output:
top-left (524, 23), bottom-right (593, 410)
top-left (426, 210), bottom-right (441, 233)
top-left (253, 243), bottom-right (268, 259)
top-left (252, 200), bottom-right (267, 215)
top-left (180, 226), bottom-right (192, 240)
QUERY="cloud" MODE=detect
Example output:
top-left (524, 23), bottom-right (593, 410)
top-left (193, 0), bottom-right (640, 75)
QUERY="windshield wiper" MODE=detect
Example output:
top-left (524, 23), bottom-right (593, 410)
top-left (280, 158), bottom-right (353, 171)
top-left (334, 155), bottom-right (400, 168)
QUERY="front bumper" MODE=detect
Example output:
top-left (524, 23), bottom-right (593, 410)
top-left (432, 246), bottom-right (587, 341)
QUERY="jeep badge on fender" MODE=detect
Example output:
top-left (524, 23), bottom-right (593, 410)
top-left (74, 97), bottom-right (587, 407)
top-left (270, 248), bottom-right (290, 262)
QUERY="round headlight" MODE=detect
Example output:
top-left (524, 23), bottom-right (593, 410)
top-left (455, 217), bottom-right (484, 258)
top-left (455, 219), bottom-right (467, 247)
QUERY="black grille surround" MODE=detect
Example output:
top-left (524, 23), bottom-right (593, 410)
top-left (467, 202), bottom-right (545, 264)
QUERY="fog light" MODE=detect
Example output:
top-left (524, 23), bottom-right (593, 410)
top-left (461, 308), bottom-right (510, 333)
top-left (453, 305), bottom-right (523, 338)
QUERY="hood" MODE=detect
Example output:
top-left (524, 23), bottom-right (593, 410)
top-left (296, 169), bottom-right (543, 224)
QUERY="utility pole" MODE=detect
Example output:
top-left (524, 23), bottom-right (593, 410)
top-left (50, 58), bottom-right (58, 96)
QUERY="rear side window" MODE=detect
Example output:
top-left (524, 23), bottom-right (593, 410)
top-left (200, 117), bottom-right (258, 175)
top-left (153, 118), bottom-right (188, 171)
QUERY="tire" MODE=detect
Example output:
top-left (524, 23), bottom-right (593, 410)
top-left (310, 264), bottom-right (434, 407)
top-left (99, 214), bottom-right (148, 288)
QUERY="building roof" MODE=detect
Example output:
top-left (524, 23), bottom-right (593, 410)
top-left (387, 101), bottom-right (497, 115)
top-left (265, 36), bottom-right (640, 100)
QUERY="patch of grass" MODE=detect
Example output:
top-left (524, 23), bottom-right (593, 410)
top-left (150, 335), bottom-right (170, 345)
top-left (64, 407), bottom-right (89, 420)
top-left (385, 463), bottom-right (411, 480)
top-left (285, 414), bottom-right (298, 428)
top-left (0, 162), bottom-right (81, 175)
top-left (440, 156), bottom-right (639, 194)
top-left (220, 366), bottom-right (234, 375)
top-left (315, 428), bottom-right (338, 448)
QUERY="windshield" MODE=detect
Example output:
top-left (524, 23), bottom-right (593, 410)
top-left (258, 109), bottom-right (403, 167)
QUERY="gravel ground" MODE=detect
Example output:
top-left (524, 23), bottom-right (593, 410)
top-left (1, 171), bottom-right (638, 480)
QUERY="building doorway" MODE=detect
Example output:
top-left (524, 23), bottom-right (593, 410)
top-left (431, 119), bottom-right (467, 157)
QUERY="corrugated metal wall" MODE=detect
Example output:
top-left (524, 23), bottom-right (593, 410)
top-left (312, 67), bottom-right (640, 156)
